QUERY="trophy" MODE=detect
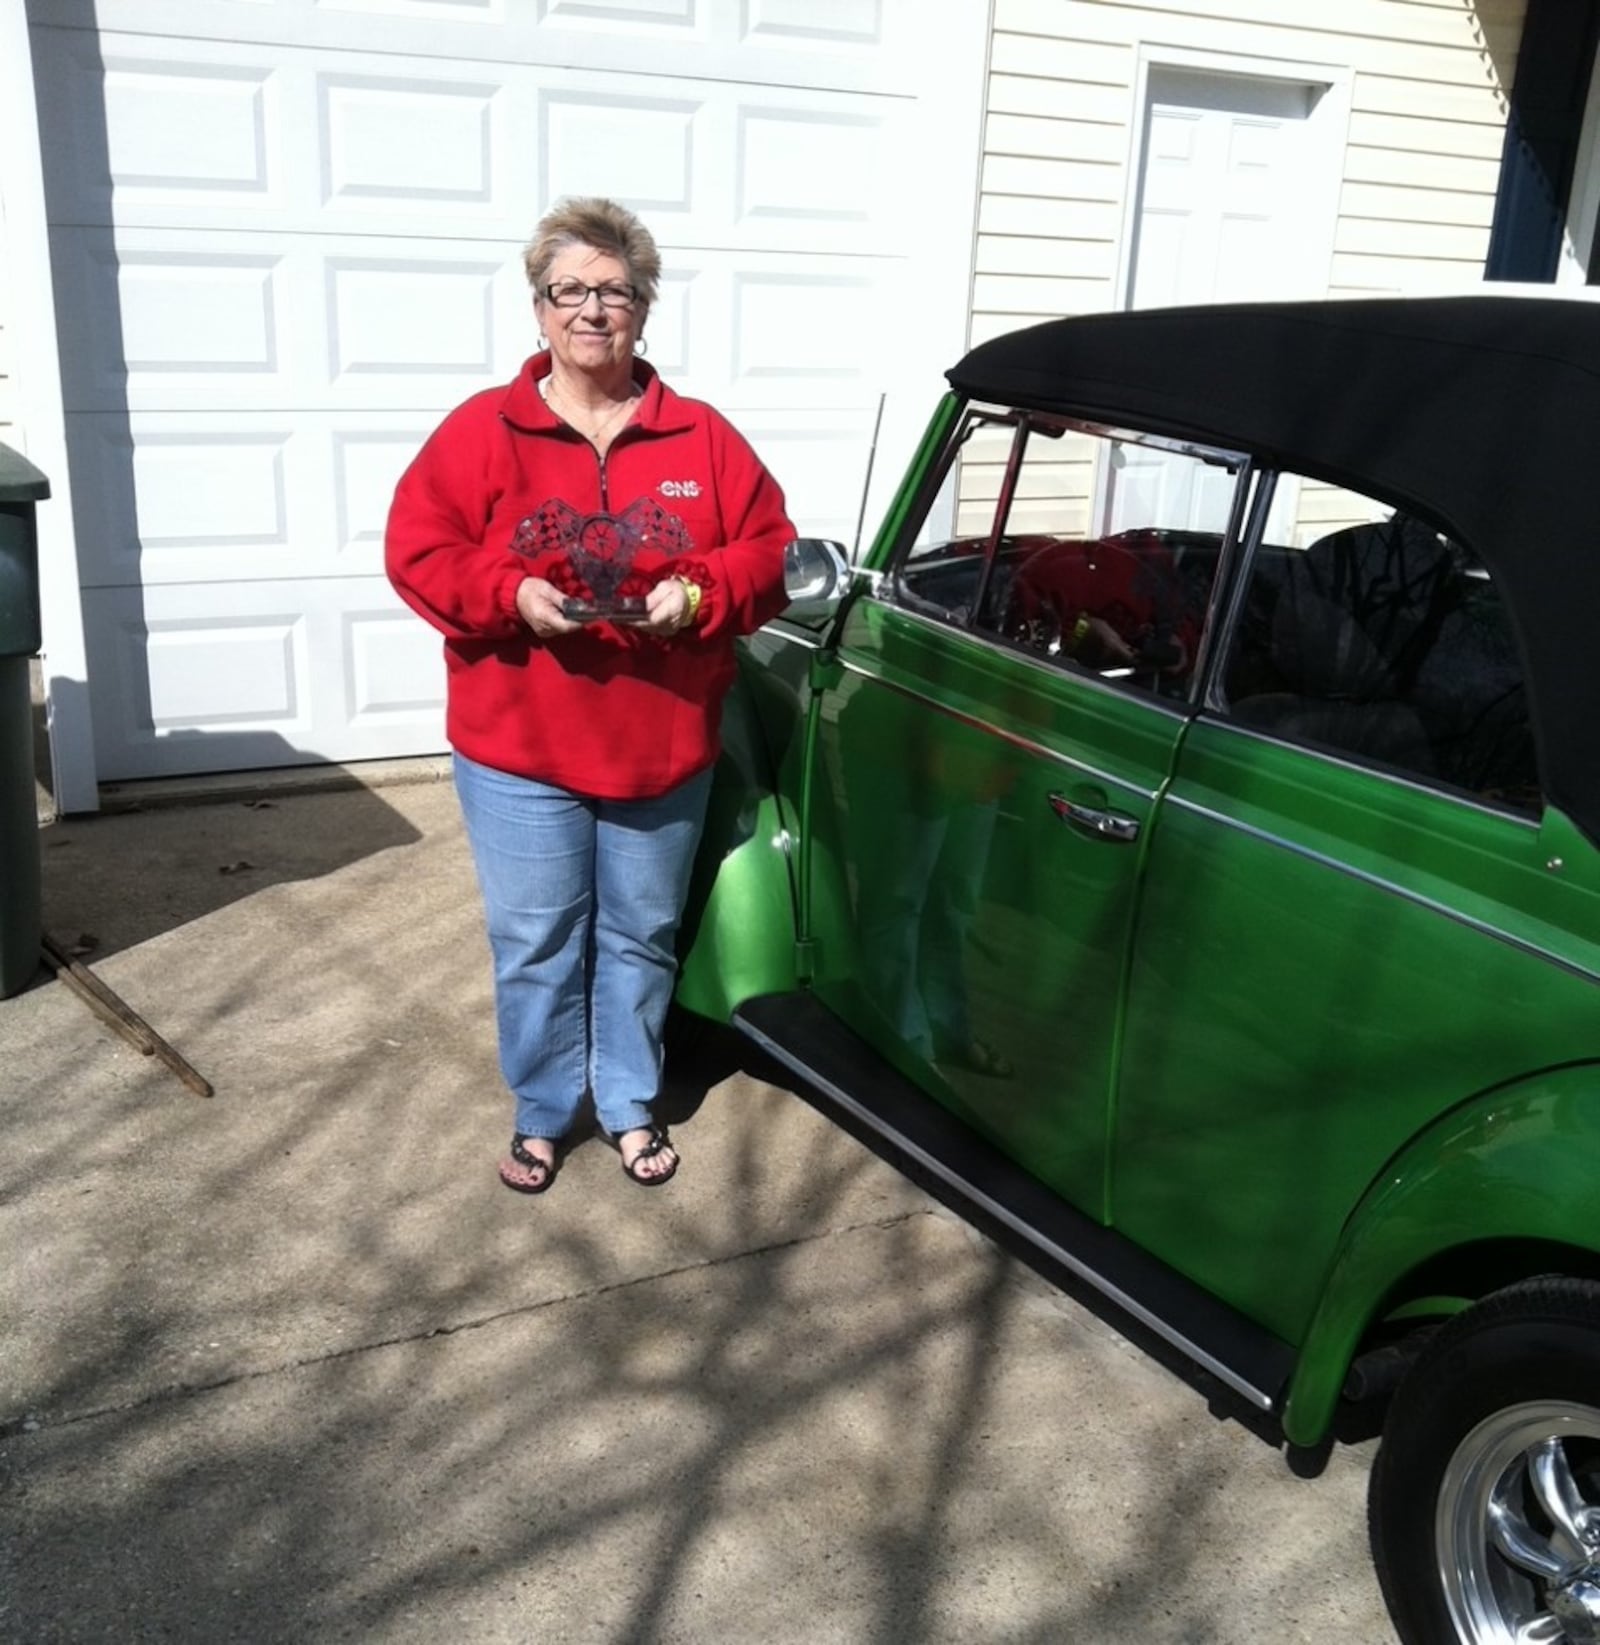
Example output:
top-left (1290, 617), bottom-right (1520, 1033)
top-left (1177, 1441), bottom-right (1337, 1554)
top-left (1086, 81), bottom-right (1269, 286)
top-left (511, 498), bottom-right (692, 623)
top-left (561, 512), bottom-right (649, 622)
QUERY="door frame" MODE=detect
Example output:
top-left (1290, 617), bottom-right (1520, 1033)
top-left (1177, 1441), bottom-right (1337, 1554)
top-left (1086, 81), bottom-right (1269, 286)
top-left (1114, 43), bottom-right (1354, 315)
top-left (1096, 46), bottom-right (1351, 540)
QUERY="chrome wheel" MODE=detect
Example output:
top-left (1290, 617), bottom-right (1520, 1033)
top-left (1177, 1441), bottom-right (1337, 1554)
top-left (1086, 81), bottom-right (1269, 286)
top-left (1438, 1401), bottom-right (1600, 1643)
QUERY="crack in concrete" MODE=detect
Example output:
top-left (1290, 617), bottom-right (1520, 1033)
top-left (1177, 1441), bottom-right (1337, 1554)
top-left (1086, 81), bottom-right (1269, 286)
top-left (0, 1208), bottom-right (934, 1442)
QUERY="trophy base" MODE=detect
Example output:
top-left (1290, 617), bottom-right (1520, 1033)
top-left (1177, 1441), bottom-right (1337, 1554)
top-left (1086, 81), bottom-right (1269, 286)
top-left (562, 596), bottom-right (650, 624)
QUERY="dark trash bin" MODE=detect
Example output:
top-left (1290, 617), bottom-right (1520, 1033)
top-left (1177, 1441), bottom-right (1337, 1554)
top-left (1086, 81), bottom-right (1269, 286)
top-left (0, 443), bottom-right (50, 999)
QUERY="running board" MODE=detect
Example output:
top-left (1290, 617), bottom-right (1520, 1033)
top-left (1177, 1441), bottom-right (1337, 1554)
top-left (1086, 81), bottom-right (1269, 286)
top-left (732, 991), bottom-right (1295, 1416)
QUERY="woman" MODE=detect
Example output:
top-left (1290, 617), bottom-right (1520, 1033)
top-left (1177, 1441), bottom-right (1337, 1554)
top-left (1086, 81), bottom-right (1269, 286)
top-left (385, 197), bottom-right (794, 1193)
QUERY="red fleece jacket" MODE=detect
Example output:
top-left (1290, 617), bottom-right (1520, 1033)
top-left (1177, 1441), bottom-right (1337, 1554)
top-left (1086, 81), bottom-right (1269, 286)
top-left (385, 354), bottom-right (794, 799)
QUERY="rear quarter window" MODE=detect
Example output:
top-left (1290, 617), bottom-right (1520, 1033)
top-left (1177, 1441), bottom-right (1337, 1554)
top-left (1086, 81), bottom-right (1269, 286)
top-left (1220, 478), bottom-right (1541, 817)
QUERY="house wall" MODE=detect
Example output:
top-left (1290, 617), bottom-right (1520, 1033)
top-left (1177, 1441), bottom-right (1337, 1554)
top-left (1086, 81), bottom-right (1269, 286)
top-left (976, 0), bottom-right (1525, 343)
top-left (958, 0), bottom-right (1527, 535)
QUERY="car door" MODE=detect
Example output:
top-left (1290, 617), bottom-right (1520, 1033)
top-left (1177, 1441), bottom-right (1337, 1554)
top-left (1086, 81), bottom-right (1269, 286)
top-left (1111, 473), bottom-right (1600, 1345)
top-left (799, 410), bottom-right (1239, 1219)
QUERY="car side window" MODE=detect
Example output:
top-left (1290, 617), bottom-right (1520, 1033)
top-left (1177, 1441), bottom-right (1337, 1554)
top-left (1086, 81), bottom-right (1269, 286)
top-left (1221, 478), bottom-right (1542, 816)
top-left (896, 414), bottom-right (1237, 703)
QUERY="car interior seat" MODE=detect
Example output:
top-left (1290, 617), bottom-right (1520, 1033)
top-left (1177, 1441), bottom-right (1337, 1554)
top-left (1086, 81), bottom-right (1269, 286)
top-left (1227, 514), bottom-right (1460, 777)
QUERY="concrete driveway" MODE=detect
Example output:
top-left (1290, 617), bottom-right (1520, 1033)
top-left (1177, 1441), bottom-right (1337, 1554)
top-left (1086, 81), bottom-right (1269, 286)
top-left (0, 774), bottom-right (1395, 1642)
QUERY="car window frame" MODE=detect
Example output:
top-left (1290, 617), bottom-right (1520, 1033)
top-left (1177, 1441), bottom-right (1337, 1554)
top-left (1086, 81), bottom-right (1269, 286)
top-left (1201, 466), bottom-right (1546, 826)
top-left (880, 402), bottom-right (1260, 710)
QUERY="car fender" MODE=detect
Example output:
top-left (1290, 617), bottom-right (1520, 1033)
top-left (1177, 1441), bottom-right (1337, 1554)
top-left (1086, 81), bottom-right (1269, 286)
top-left (1282, 1064), bottom-right (1600, 1447)
top-left (674, 667), bottom-right (802, 1022)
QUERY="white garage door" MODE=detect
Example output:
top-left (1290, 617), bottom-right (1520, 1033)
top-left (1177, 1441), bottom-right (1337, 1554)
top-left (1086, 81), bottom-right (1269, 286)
top-left (28, 0), bottom-right (980, 782)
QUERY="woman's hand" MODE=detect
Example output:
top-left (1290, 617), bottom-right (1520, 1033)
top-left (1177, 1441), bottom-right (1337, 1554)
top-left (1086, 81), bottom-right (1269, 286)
top-left (640, 577), bottom-right (696, 636)
top-left (1064, 613), bottom-right (1136, 667)
top-left (515, 576), bottom-right (581, 639)
top-left (1082, 615), bottom-right (1136, 664)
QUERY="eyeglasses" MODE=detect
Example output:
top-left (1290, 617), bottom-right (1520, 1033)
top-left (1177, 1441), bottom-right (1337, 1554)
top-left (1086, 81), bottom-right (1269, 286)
top-left (542, 280), bottom-right (638, 309)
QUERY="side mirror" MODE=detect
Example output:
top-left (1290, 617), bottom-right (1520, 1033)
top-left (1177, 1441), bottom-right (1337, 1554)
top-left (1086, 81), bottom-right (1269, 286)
top-left (783, 537), bottom-right (851, 622)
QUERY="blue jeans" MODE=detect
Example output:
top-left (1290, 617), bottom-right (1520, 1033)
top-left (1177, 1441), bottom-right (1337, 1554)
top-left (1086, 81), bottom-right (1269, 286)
top-left (453, 753), bottom-right (713, 1141)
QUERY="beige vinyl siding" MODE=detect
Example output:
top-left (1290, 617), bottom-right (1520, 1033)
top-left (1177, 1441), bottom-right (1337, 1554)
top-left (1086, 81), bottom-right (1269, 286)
top-left (973, 0), bottom-right (1523, 342)
top-left (957, 0), bottom-right (1525, 540)
top-left (1287, 479), bottom-right (1390, 547)
top-left (957, 423), bottom-right (1099, 539)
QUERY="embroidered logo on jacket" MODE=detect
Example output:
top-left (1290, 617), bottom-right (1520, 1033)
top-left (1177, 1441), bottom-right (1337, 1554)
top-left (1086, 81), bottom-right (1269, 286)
top-left (659, 479), bottom-right (701, 499)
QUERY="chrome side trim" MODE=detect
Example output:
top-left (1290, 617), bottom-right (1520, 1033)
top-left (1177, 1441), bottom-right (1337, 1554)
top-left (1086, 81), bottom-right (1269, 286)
top-left (733, 1012), bottom-right (1279, 1414)
top-left (758, 621), bottom-right (823, 651)
top-left (837, 651), bottom-right (1159, 804)
top-left (1167, 793), bottom-right (1600, 988)
top-left (1205, 714), bottom-right (1543, 831)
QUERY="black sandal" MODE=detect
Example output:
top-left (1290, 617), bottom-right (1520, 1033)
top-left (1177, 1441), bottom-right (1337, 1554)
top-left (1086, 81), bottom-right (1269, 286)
top-left (605, 1124), bottom-right (679, 1188)
top-left (498, 1134), bottom-right (557, 1195)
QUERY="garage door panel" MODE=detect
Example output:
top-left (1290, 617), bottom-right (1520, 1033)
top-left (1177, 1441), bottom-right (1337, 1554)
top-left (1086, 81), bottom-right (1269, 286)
top-left (52, 228), bottom-right (534, 413)
top-left (735, 407), bottom-right (882, 547)
top-left (104, 60), bottom-right (274, 196)
top-left (743, 0), bottom-right (881, 45)
top-left (126, 432), bottom-right (294, 558)
top-left (731, 270), bottom-right (877, 383)
top-left (33, 2), bottom-right (919, 96)
top-left (68, 412), bottom-right (434, 588)
top-left (45, 236), bottom-right (284, 406)
top-left (71, 398), bottom-right (879, 596)
top-left (329, 427), bottom-right (438, 567)
top-left (35, 28), bottom-right (909, 256)
top-left (57, 227), bottom-right (903, 415)
top-left (735, 105), bottom-right (900, 231)
top-left (50, 231), bottom-right (290, 411)
top-left (31, 28), bottom-right (289, 223)
top-left (34, 26), bottom-right (516, 232)
top-left (326, 254), bottom-right (511, 382)
top-left (84, 588), bottom-right (313, 779)
top-left (85, 579), bottom-right (444, 780)
top-left (541, 0), bottom-right (700, 33)
top-left (640, 269), bottom-right (695, 377)
top-left (650, 251), bottom-right (905, 409)
top-left (539, 89), bottom-right (699, 216)
top-left (342, 606), bottom-right (448, 731)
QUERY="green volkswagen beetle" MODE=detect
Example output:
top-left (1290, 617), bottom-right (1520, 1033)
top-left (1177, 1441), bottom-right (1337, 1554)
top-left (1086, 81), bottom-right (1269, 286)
top-left (674, 295), bottom-right (1600, 1645)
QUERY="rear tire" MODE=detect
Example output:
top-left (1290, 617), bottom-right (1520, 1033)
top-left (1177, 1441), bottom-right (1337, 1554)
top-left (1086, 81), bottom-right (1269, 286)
top-left (1369, 1276), bottom-right (1600, 1644)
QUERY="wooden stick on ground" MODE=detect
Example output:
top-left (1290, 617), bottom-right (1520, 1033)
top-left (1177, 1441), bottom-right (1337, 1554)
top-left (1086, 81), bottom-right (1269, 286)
top-left (40, 931), bottom-right (214, 1099)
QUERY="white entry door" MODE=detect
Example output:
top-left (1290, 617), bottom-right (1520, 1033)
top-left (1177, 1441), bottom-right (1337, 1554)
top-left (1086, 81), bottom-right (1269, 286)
top-left (1130, 67), bottom-right (1333, 310)
top-left (1105, 66), bottom-right (1340, 537)
top-left (28, 0), bottom-right (980, 783)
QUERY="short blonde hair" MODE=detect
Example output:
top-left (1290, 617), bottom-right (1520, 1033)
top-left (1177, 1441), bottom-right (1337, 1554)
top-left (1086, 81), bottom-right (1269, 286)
top-left (524, 196), bottom-right (661, 311)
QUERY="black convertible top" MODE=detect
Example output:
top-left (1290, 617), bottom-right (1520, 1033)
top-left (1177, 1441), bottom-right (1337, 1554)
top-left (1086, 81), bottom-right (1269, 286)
top-left (948, 296), bottom-right (1600, 842)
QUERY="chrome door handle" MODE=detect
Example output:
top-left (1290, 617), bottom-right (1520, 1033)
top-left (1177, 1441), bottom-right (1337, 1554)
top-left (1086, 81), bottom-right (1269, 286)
top-left (1048, 792), bottom-right (1141, 843)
